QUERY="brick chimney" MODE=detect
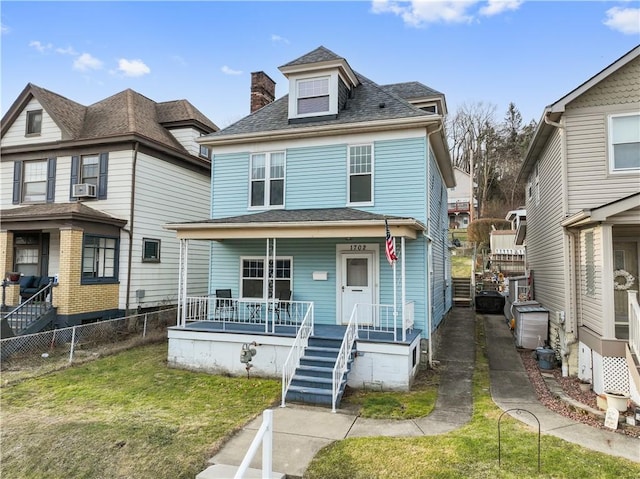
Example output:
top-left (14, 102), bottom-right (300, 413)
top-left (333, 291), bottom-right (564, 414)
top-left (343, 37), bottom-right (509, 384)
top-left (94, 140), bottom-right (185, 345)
top-left (250, 71), bottom-right (276, 113)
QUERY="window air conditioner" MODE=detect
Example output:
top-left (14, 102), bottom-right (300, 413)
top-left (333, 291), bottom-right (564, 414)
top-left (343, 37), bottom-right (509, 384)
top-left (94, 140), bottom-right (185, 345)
top-left (72, 183), bottom-right (97, 198)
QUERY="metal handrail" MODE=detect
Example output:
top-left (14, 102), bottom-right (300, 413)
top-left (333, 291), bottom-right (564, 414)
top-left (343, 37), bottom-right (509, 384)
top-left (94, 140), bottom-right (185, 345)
top-left (234, 409), bottom-right (273, 479)
top-left (628, 290), bottom-right (640, 358)
top-left (3, 281), bottom-right (54, 335)
top-left (332, 305), bottom-right (358, 413)
top-left (280, 303), bottom-right (314, 408)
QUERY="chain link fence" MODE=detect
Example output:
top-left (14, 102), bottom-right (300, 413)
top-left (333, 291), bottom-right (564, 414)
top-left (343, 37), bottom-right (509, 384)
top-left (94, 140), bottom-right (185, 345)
top-left (1, 307), bottom-right (177, 385)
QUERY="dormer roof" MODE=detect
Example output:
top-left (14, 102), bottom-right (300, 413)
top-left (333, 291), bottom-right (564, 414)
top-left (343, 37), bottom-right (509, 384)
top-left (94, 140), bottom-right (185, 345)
top-left (279, 46), bottom-right (359, 89)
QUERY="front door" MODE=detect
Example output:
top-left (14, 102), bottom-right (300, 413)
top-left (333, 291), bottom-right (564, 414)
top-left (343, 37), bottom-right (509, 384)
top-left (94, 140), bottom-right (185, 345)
top-left (339, 252), bottom-right (374, 324)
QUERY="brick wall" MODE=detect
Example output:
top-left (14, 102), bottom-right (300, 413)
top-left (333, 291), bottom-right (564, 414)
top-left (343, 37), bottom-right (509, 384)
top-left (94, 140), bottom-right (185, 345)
top-left (0, 231), bottom-right (15, 278)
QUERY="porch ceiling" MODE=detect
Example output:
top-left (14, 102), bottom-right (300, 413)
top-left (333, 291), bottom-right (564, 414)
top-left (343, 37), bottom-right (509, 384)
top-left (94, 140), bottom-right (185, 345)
top-left (165, 207), bottom-right (425, 240)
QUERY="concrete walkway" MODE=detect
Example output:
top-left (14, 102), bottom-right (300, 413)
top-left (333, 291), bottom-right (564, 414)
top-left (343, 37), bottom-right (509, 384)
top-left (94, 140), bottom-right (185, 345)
top-left (199, 307), bottom-right (639, 478)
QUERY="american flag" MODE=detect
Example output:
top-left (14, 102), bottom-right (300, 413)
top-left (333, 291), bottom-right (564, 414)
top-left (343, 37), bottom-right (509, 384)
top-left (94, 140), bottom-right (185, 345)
top-left (385, 219), bottom-right (398, 266)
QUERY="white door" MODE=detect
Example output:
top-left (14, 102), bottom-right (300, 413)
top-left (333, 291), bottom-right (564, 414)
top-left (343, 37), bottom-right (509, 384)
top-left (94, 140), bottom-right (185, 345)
top-left (340, 252), bottom-right (374, 324)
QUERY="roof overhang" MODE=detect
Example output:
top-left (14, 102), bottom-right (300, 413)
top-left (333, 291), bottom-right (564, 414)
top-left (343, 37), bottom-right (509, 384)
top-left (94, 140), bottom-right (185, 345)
top-left (561, 193), bottom-right (640, 228)
top-left (518, 46), bottom-right (640, 183)
top-left (279, 58), bottom-right (359, 89)
top-left (165, 218), bottom-right (424, 241)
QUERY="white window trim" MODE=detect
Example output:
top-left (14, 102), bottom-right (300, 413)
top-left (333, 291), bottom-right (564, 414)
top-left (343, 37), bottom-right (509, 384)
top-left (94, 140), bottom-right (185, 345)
top-left (288, 71), bottom-right (339, 119)
top-left (239, 256), bottom-right (293, 299)
top-left (248, 151), bottom-right (286, 210)
top-left (608, 112), bottom-right (640, 174)
top-left (347, 143), bottom-right (374, 206)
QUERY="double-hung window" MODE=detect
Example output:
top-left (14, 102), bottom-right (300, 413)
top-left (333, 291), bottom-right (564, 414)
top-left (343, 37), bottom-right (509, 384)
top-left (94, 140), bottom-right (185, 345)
top-left (297, 77), bottom-right (330, 115)
top-left (609, 113), bottom-right (640, 172)
top-left (348, 144), bottom-right (373, 204)
top-left (22, 160), bottom-right (48, 203)
top-left (241, 257), bottom-right (292, 299)
top-left (26, 110), bottom-right (42, 135)
top-left (82, 235), bottom-right (118, 283)
top-left (250, 152), bottom-right (285, 208)
top-left (81, 155), bottom-right (100, 186)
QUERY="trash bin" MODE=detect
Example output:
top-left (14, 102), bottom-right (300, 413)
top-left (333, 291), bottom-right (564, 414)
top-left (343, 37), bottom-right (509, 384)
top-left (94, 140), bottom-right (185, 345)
top-left (475, 290), bottom-right (505, 314)
top-left (535, 347), bottom-right (555, 370)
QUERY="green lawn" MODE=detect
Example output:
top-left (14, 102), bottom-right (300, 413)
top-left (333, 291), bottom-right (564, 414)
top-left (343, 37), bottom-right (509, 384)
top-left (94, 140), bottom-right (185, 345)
top-left (0, 342), bottom-right (281, 479)
top-left (452, 254), bottom-right (473, 278)
top-left (304, 319), bottom-right (640, 479)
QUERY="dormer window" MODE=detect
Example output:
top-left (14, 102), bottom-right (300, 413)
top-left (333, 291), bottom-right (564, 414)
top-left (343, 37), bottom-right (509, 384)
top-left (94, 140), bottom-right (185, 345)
top-left (297, 77), bottom-right (330, 115)
top-left (287, 72), bottom-right (340, 121)
top-left (26, 110), bottom-right (42, 135)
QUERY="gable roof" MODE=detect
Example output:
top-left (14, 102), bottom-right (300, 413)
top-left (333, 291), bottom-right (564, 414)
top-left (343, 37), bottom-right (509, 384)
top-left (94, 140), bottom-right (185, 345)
top-left (1, 83), bottom-right (218, 158)
top-left (518, 45), bottom-right (640, 182)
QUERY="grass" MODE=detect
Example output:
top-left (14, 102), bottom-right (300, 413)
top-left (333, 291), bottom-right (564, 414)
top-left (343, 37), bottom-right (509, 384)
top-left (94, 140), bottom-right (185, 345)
top-left (451, 254), bottom-right (473, 278)
top-left (303, 318), bottom-right (640, 479)
top-left (0, 342), bottom-right (281, 479)
top-left (341, 366), bottom-right (438, 419)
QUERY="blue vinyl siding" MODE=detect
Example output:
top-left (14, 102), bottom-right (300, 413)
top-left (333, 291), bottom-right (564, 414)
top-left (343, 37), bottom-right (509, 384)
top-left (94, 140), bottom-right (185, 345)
top-left (370, 137), bottom-right (427, 220)
top-left (428, 151), bottom-right (449, 330)
top-left (286, 145), bottom-right (347, 208)
top-left (209, 237), bottom-right (427, 328)
top-left (211, 152), bottom-right (251, 217)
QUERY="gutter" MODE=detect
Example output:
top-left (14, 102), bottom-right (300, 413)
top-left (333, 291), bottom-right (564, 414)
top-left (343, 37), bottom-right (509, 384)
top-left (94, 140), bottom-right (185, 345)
top-left (125, 141), bottom-right (139, 313)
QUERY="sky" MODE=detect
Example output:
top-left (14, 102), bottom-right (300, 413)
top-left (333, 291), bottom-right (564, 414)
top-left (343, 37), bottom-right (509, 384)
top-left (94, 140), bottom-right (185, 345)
top-left (1, 1), bottom-right (639, 130)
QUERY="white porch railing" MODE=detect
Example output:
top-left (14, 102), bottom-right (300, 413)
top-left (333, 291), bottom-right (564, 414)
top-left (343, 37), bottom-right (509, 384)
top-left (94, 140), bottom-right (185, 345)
top-left (280, 304), bottom-right (314, 408)
top-left (233, 409), bottom-right (273, 479)
top-left (354, 303), bottom-right (400, 341)
top-left (628, 290), bottom-right (640, 359)
top-left (182, 295), bottom-right (312, 334)
top-left (332, 305), bottom-right (359, 413)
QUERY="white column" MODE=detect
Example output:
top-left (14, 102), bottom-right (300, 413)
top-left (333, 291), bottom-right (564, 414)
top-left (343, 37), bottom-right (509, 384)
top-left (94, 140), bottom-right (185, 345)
top-left (181, 239), bottom-right (189, 327)
top-left (601, 224), bottom-right (615, 339)
top-left (401, 236), bottom-right (406, 342)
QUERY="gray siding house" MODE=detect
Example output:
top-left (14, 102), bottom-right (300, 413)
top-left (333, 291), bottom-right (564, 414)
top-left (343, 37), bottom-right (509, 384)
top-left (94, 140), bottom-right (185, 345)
top-left (518, 46), bottom-right (640, 404)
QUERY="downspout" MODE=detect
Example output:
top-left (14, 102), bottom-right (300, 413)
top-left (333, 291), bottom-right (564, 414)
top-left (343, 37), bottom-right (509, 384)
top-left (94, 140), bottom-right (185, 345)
top-left (543, 111), bottom-right (563, 129)
top-left (125, 141), bottom-right (140, 313)
top-left (424, 122), bottom-right (443, 368)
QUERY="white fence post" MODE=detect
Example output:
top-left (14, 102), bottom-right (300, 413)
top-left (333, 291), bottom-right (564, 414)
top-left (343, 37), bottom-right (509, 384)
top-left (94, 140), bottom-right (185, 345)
top-left (143, 313), bottom-right (148, 338)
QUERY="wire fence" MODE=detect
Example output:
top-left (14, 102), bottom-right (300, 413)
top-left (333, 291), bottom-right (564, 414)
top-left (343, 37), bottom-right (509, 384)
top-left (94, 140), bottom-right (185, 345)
top-left (0, 307), bottom-right (177, 385)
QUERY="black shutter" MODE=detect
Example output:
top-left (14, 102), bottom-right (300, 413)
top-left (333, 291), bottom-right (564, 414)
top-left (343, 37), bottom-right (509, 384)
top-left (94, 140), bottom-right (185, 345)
top-left (41, 233), bottom-right (50, 277)
top-left (12, 161), bottom-right (22, 204)
top-left (70, 155), bottom-right (79, 200)
top-left (46, 157), bottom-right (56, 203)
top-left (98, 152), bottom-right (108, 199)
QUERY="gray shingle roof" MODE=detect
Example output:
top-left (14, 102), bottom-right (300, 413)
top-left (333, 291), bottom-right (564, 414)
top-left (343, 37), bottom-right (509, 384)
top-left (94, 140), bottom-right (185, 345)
top-left (279, 46), bottom-right (344, 68)
top-left (29, 84), bottom-right (87, 138)
top-left (157, 100), bottom-right (219, 131)
top-left (188, 207), bottom-right (413, 225)
top-left (206, 72), bottom-right (434, 138)
top-left (1, 203), bottom-right (127, 226)
top-left (381, 81), bottom-right (444, 100)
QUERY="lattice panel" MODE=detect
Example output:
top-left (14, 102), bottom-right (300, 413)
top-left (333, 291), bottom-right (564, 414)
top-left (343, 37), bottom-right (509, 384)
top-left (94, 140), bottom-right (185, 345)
top-left (602, 356), bottom-right (630, 393)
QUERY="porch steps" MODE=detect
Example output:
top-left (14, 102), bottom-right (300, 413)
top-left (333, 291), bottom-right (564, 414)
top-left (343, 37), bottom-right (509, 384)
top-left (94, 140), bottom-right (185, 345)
top-left (452, 277), bottom-right (473, 307)
top-left (285, 336), bottom-right (355, 408)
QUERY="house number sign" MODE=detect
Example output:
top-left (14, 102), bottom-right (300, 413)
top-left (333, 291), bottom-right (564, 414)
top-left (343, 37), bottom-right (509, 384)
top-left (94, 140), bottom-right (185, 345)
top-left (350, 244), bottom-right (367, 251)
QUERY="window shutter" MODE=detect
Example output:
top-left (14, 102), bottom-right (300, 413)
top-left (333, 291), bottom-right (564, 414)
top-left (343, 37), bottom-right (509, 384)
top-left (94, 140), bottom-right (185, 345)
top-left (70, 155), bottom-right (79, 200)
top-left (46, 157), bottom-right (56, 203)
top-left (98, 152), bottom-right (109, 199)
top-left (12, 161), bottom-right (22, 204)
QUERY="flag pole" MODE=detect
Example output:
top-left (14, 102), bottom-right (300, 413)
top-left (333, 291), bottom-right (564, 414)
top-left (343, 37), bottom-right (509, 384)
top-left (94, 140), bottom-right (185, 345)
top-left (393, 243), bottom-right (397, 342)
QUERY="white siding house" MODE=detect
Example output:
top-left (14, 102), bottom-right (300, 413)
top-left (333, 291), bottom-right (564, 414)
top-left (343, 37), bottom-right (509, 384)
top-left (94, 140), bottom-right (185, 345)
top-left (0, 84), bottom-right (218, 331)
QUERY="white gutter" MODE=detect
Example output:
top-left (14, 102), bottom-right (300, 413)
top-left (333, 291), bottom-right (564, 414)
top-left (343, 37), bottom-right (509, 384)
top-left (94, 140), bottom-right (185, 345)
top-left (165, 218), bottom-right (425, 231)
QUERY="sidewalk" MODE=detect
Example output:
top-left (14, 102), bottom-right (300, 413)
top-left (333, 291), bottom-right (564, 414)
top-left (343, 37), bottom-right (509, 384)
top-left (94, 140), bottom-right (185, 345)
top-left (199, 307), bottom-right (639, 478)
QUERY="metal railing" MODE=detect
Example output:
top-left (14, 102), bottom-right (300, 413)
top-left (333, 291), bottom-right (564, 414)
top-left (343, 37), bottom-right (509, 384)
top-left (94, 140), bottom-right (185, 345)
top-left (280, 304), bottom-right (314, 408)
top-left (234, 409), bottom-right (273, 479)
top-left (3, 281), bottom-right (54, 335)
top-left (182, 295), bottom-right (312, 334)
top-left (332, 305), bottom-right (359, 412)
top-left (353, 302), bottom-right (398, 341)
top-left (628, 290), bottom-right (640, 358)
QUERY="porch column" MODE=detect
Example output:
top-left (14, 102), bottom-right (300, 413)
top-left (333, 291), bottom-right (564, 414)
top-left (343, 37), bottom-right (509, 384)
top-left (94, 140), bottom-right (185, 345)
top-left (601, 224), bottom-right (615, 339)
top-left (401, 236), bottom-right (406, 342)
top-left (178, 239), bottom-right (189, 327)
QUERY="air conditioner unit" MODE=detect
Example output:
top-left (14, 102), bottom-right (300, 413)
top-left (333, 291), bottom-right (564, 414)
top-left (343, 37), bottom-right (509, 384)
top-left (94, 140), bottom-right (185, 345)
top-left (72, 183), bottom-right (96, 198)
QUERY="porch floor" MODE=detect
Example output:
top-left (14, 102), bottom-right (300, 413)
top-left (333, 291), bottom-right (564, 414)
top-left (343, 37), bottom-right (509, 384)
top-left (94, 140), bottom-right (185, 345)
top-left (173, 321), bottom-right (422, 344)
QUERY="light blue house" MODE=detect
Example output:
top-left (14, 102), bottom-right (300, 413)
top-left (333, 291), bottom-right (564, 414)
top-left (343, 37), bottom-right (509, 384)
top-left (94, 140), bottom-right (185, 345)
top-left (166, 47), bottom-right (455, 409)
